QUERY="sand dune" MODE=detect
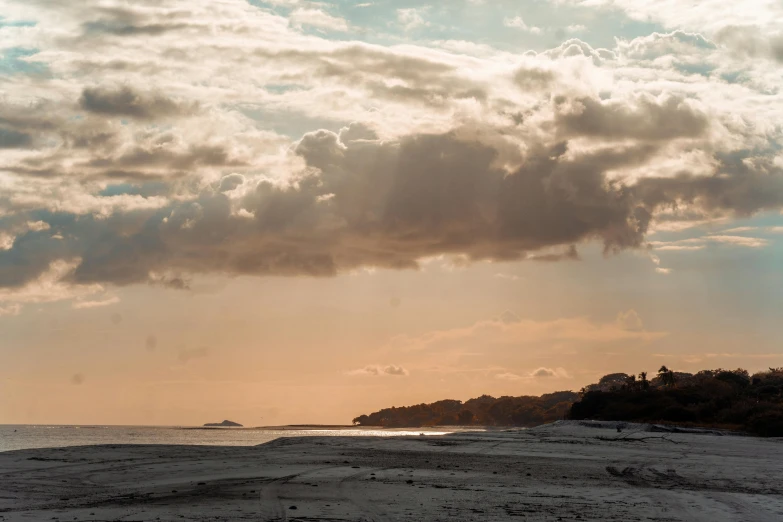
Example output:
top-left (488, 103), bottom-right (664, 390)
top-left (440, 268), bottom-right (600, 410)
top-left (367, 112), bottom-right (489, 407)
top-left (1, 421), bottom-right (782, 521)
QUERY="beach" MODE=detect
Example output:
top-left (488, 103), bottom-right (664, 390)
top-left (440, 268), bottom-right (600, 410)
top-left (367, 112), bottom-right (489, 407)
top-left (1, 421), bottom-right (782, 521)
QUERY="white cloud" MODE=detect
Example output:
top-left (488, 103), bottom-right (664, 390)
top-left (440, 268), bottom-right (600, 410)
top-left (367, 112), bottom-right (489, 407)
top-left (0, 260), bottom-right (107, 313)
top-left (651, 234), bottom-right (771, 251)
top-left (397, 8), bottom-right (429, 31)
top-left (532, 367), bottom-right (570, 378)
top-left (503, 16), bottom-right (542, 34)
top-left (707, 235), bottom-right (770, 248)
top-left (72, 296), bottom-right (120, 309)
top-left (720, 226), bottom-right (757, 234)
top-left (559, 0), bottom-right (783, 35)
top-left (289, 8), bottom-right (349, 32)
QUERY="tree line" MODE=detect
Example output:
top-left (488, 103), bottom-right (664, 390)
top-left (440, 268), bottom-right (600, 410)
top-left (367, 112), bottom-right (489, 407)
top-left (352, 366), bottom-right (783, 436)
top-left (352, 391), bottom-right (578, 428)
top-left (569, 366), bottom-right (783, 437)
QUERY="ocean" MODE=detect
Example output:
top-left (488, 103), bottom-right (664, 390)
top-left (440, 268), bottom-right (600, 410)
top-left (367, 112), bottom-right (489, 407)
top-left (0, 425), bottom-right (470, 452)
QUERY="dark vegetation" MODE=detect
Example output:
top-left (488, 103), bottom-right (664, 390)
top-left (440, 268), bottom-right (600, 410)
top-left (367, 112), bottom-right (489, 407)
top-left (570, 366), bottom-right (783, 437)
top-left (352, 391), bottom-right (578, 428)
top-left (353, 367), bottom-right (783, 436)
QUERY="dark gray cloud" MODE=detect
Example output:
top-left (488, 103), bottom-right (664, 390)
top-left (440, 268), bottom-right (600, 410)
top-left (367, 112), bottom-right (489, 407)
top-left (218, 174), bottom-right (246, 193)
top-left (0, 127), bottom-right (33, 149)
top-left (635, 152), bottom-right (783, 216)
top-left (80, 5), bottom-right (193, 37)
top-left (1, 122), bottom-right (782, 289)
top-left (529, 245), bottom-right (580, 262)
top-left (79, 86), bottom-right (195, 120)
top-left (555, 95), bottom-right (709, 142)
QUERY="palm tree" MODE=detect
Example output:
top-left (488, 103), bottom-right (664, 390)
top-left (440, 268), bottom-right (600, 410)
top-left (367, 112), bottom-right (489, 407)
top-left (639, 372), bottom-right (649, 390)
top-left (658, 366), bottom-right (675, 387)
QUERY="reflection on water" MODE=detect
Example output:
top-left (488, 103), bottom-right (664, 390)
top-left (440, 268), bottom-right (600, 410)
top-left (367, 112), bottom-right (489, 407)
top-left (0, 425), bottom-right (483, 452)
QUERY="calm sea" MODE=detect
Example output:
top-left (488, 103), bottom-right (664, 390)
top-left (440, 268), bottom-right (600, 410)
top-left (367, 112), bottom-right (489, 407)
top-left (0, 425), bottom-right (470, 453)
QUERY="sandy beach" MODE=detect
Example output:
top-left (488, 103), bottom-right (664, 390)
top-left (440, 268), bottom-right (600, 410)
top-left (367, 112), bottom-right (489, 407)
top-left (1, 421), bottom-right (782, 521)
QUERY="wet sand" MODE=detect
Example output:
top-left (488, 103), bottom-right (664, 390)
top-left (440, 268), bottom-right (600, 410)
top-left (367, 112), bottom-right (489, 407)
top-left (1, 421), bottom-right (782, 521)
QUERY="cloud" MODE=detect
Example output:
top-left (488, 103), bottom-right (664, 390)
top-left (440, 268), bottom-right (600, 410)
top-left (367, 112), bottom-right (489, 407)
top-left (349, 364), bottom-right (409, 377)
top-left (555, 93), bottom-right (709, 142)
top-left (389, 313), bottom-right (664, 353)
top-left (0, 260), bottom-right (108, 313)
top-left (289, 8), bottom-right (349, 32)
top-left (0, 0), bottom-right (781, 299)
top-left (616, 309), bottom-right (644, 332)
top-left (618, 31), bottom-right (717, 62)
top-left (0, 304), bottom-right (21, 317)
top-left (72, 295), bottom-right (120, 309)
top-left (707, 235), bottom-right (769, 248)
top-left (527, 245), bottom-right (580, 262)
top-left (558, 0), bottom-right (783, 35)
top-left (495, 367), bottom-right (569, 380)
top-left (495, 372), bottom-right (524, 381)
top-left (0, 131), bottom-right (668, 287)
top-left (79, 86), bottom-right (196, 120)
top-left (397, 8), bottom-right (429, 31)
top-left (714, 26), bottom-right (783, 63)
top-left (0, 127), bottom-right (33, 149)
top-left (532, 367), bottom-right (570, 378)
top-left (503, 16), bottom-right (542, 34)
top-left (650, 234), bottom-right (770, 251)
top-left (499, 310), bottom-right (521, 324)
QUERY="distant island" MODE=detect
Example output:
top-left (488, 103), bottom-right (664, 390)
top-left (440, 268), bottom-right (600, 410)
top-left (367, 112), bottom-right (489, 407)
top-left (353, 366), bottom-right (783, 437)
top-left (203, 420), bottom-right (243, 427)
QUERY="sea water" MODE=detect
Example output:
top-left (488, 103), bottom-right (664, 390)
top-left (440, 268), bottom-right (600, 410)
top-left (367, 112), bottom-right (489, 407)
top-left (0, 425), bottom-right (476, 452)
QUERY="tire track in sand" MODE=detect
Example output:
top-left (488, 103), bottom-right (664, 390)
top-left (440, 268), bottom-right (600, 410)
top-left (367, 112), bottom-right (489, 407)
top-left (258, 466), bottom-right (395, 522)
top-left (258, 474), bottom-right (296, 522)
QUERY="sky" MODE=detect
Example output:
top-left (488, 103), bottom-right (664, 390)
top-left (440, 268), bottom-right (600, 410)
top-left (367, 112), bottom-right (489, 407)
top-left (1, 0), bottom-right (783, 426)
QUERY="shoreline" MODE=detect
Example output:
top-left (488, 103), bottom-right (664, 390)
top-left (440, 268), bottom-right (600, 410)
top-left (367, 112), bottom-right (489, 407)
top-left (2, 421), bottom-right (782, 521)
